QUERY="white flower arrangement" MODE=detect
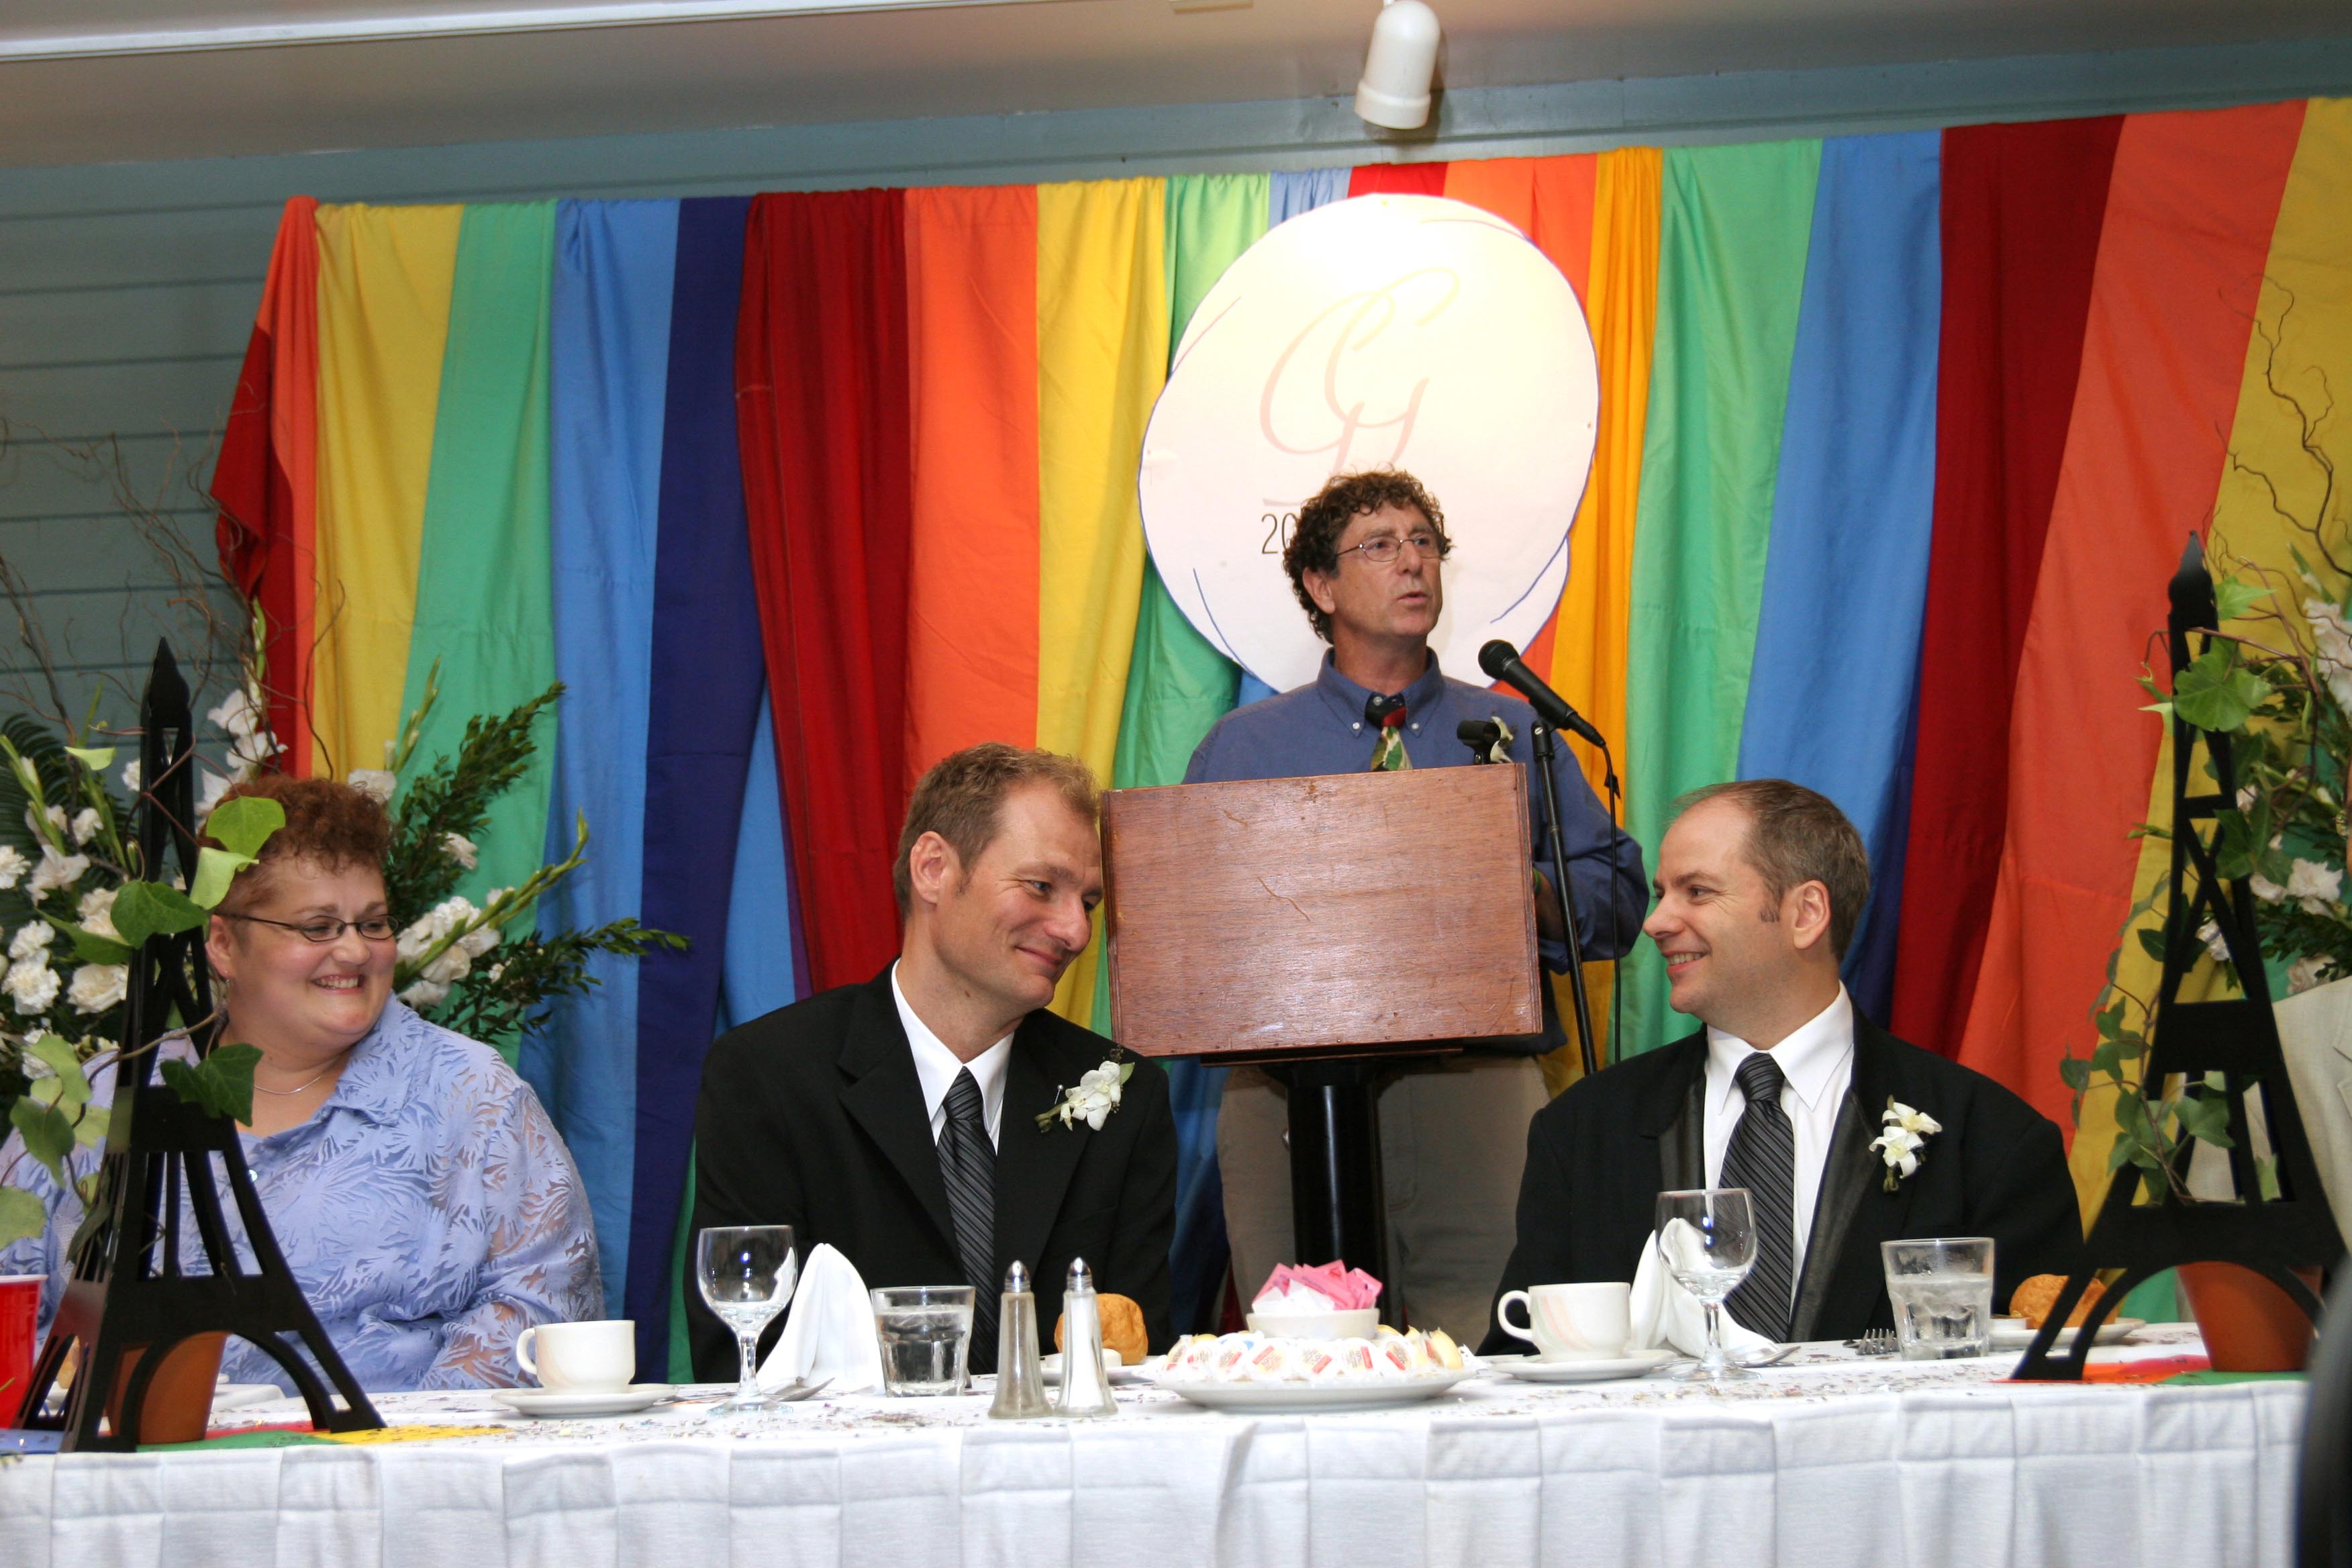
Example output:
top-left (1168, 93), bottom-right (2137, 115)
top-left (0, 845), bottom-right (25, 891)
top-left (346, 769), bottom-right (396, 804)
top-left (66, 963), bottom-right (128, 1015)
top-left (393, 892), bottom-right (506, 1009)
top-left (1869, 1097), bottom-right (1942, 1193)
top-left (1036, 1057), bottom-right (1135, 1132)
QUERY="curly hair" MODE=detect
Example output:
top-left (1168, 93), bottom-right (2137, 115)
top-left (204, 775), bottom-right (393, 916)
top-left (894, 743), bottom-right (1099, 914)
top-left (1281, 469), bottom-right (1451, 642)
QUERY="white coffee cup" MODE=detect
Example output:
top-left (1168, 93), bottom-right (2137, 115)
top-left (516, 1320), bottom-right (636, 1392)
top-left (1495, 1282), bottom-right (1632, 1361)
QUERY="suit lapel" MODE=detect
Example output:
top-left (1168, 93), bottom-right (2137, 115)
top-left (837, 972), bottom-right (958, 1253)
top-left (993, 1018), bottom-right (1095, 1285)
top-left (1641, 1034), bottom-right (1710, 1196)
top-left (1792, 1018), bottom-right (1918, 1340)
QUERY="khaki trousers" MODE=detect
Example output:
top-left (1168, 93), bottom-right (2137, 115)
top-left (1218, 1053), bottom-right (1547, 1347)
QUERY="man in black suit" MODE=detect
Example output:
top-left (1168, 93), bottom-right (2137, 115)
top-left (688, 744), bottom-right (1177, 1377)
top-left (1482, 780), bottom-right (2083, 1351)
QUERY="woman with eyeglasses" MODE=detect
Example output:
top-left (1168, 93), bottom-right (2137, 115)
top-left (1, 775), bottom-right (601, 1393)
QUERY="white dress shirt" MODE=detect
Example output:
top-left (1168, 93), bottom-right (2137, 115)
top-left (891, 961), bottom-right (1014, 1150)
top-left (1702, 986), bottom-right (1857, 1291)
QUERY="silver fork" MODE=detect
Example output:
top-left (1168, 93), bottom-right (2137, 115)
top-left (1847, 1330), bottom-right (1898, 1358)
top-left (1733, 1342), bottom-right (1802, 1369)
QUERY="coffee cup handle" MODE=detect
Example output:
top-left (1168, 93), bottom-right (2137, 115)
top-left (1496, 1290), bottom-right (1538, 1344)
top-left (516, 1325), bottom-right (538, 1379)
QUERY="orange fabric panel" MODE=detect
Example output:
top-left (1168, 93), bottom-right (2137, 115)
top-left (1955, 101), bottom-right (2308, 1134)
top-left (903, 184), bottom-right (1042, 785)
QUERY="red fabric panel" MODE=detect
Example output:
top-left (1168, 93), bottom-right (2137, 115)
top-left (1885, 119), bottom-right (2121, 1056)
top-left (211, 197), bottom-right (319, 775)
top-left (738, 189), bottom-right (915, 992)
top-left (1348, 163), bottom-right (1449, 197)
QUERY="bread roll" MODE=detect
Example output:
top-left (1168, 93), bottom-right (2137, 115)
top-left (1055, 1291), bottom-right (1150, 1364)
top-left (2008, 1273), bottom-right (2106, 1329)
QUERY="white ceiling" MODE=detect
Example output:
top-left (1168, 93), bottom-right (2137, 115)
top-left (3, 0), bottom-right (2349, 167)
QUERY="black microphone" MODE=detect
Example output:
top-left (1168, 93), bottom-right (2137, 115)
top-left (1478, 639), bottom-right (1608, 750)
top-left (1456, 718), bottom-right (1502, 762)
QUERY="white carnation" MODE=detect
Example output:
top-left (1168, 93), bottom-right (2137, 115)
top-left (398, 977), bottom-right (450, 1010)
top-left (24, 804), bottom-right (66, 844)
top-left (27, 846), bottom-right (89, 905)
top-left (206, 686), bottom-right (265, 740)
top-left (2198, 919), bottom-right (2234, 964)
top-left (0, 844), bottom-right (26, 891)
top-left (77, 886), bottom-right (119, 944)
top-left (2289, 954), bottom-right (2337, 995)
top-left (2288, 859), bottom-right (2343, 916)
top-left (67, 963), bottom-right (128, 1014)
top-left (119, 758), bottom-right (140, 793)
top-left (441, 832), bottom-right (478, 871)
top-left (196, 769), bottom-right (234, 819)
top-left (346, 769), bottom-right (396, 804)
top-left (2307, 598), bottom-right (2352, 712)
top-left (5, 959), bottom-right (60, 1014)
top-left (9, 922), bottom-right (54, 961)
top-left (2251, 871), bottom-right (2288, 903)
top-left (69, 807), bottom-right (101, 846)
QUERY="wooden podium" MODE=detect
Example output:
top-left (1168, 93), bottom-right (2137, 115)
top-left (1100, 765), bottom-right (1542, 1316)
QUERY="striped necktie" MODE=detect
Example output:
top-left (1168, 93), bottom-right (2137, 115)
top-left (940, 1068), bottom-right (999, 1371)
top-left (1720, 1052), bottom-right (1796, 1341)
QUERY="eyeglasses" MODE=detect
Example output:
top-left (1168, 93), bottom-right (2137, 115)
top-left (1338, 530), bottom-right (1450, 566)
top-left (224, 913), bottom-right (397, 944)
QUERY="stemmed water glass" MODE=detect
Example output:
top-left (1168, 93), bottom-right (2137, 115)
top-left (1655, 1188), bottom-right (1758, 1383)
top-left (697, 1224), bottom-right (799, 1412)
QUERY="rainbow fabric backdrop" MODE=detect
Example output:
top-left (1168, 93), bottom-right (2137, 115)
top-left (214, 99), bottom-right (2352, 1367)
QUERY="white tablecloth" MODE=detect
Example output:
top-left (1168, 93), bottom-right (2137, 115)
top-left (0, 1327), bottom-right (2304, 1568)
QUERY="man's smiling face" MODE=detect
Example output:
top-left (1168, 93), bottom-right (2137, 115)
top-left (1642, 797), bottom-right (1799, 1028)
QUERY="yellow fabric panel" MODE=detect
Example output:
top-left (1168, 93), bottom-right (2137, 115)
top-left (311, 204), bottom-right (462, 781)
top-left (1034, 177), bottom-right (1169, 1026)
top-left (2069, 99), bottom-right (2352, 1224)
top-left (1545, 148), bottom-right (1662, 803)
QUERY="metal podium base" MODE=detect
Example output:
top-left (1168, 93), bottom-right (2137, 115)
top-left (1283, 1057), bottom-right (1399, 1327)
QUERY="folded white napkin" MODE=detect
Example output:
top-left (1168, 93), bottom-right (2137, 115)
top-left (1630, 1224), bottom-right (1776, 1357)
top-left (757, 1243), bottom-right (884, 1394)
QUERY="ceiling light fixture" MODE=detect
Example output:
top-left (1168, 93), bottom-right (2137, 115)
top-left (0, 0), bottom-right (1052, 63)
top-left (1353, 0), bottom-right (1440, 131)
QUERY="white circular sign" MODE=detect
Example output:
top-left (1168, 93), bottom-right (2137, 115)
top-left (1138, 194), bottom-right (1600, 693)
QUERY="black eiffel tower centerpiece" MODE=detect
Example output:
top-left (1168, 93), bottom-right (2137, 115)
top-left (11, 643), bottom-right (382, 1447)
top-left (2015, 539), bottom-right (2345, 1380)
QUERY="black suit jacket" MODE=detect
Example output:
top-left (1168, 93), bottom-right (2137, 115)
top-left (687, 967), bottom-right (1178, 1379)
top-left (1479, 1013), bottom-right (2085, 1352)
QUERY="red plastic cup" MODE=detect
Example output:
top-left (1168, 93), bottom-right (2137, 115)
top-left (0, 1275), bottom-right (42, 1424)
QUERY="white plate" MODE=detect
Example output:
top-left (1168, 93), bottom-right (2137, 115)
top-left (1040, 1351), bottom-right (1148, 1387)
top-left (1484, 1349), bottom-right (1679, 1383)
top-left (211, 1383), bottom-right (289, 1412)
top-left (1150, 1368), bottom-right (1475, 1412)
top-left (492, 1383), bottom-right (675, 1418)
top-left (1988, 1317), bottom-right (2145, 1351)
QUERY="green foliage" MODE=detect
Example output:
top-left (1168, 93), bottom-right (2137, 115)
top-left (382, 672), bottom-right (561, 922)
top-left (0, 1185), bottom-right (44, 1247)
top-left (159, 1042), bottom-right (260, 1125)
top-left (109, 880), bottom-right (206, 949)
top-left (432, 920), bottom-right (689, 1042)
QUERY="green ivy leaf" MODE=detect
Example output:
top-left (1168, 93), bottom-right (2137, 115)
top-left (70, 1103), bottom-right (109, 1150)
top-left (0, 1186), bottom-right (45, 1247)
top-left (2137, 926), bottom-right (2169, 963)
top-left (63, 744), bottom-right (117, 771)
top-left (2090, 1038), bottom-right (2122, 1075)
top-left (160, 1042), bottom-right (260, 1125)
top-left (60, 923), bottom-right (133, 966)
top-left (2214, 577), bottom-right (2274, 624)
top-left (110, 880), bottom-right (208, 949)
top-left (9, 1097), bottom-right (76, 1184)
top-left (2060, 1057), bottom-right (2092, 1090)
top-left (189, 846), bottom-right (254, 910)
top-left (2172, 646), bottom-right (2271, 734)
top-left (203, 795), bottom-right (285, 860)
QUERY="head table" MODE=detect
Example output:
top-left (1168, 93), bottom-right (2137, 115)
top-left (0, 1325), bottom-right (2300, 1568)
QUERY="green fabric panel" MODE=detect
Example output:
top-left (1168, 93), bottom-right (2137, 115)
top-left (1617, 142), bottom-right (1823, 1059)
top-left (2164, 1370), bottom-right (2304, 1384)
top-left (2120, 1267), bottom-right (2182, 1323)
top-left (667, 1148), bottom-right (697, 1383)
top-left (399, 201), bottom-right (559, 1055)
top-left (1091, 174), bottom-right (1267, 1030)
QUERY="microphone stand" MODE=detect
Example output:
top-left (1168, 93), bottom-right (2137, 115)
top-left (1529, 721), bottom-right (1598, 1079)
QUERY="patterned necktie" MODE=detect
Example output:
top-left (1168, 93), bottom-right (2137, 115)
top-left (1720, 1052), bottom-right (1797, 1341)
top-left (1365, 693), bottom-right (1413, 771)
top-left (940, 1068), bottom-right (999, 1369)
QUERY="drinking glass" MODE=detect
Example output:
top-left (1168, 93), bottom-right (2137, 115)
top-left (1655, 1187), bottom-right (1759, 1383)
top-left (872, 1285), bottom-right (976, 1395)
top-left (1881, 1237), bottom-right (1994, 1360)
top-left (697, 1224), bottom-right (798, 1412)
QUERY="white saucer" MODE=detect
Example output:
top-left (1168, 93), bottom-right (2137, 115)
top-left (1150, 1367), bottom-right (1475, 1412)
top-left (493, 1383), bottom-right (674, 1418)
top-left (1988, 1317), bottom-right (2145, 1351)
top-left (1485, 1349), bottom-right (1678, 1383)
top-left (1039, 1351), bottom-right (1147, 1386)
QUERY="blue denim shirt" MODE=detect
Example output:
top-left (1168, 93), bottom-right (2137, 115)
top-left (1185, 652), bottom-right (1649, 1048)
top-left (1, 999), bottom-right (602, 1393)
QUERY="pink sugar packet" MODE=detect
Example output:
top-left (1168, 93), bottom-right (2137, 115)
top-left (1254, 1261), bottom-right (1383, 1311)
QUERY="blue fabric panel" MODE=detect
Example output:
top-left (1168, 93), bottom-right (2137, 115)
top-left (1734, 132), bottom-right (1942, 1024)
top-left (722, 695), bottom-right (803, 1032)
top-left (528, 198), bottom-right (677, 1316)
top-left (1270, 168), bottom-right (1352, 227)
top-left (1234, 672), bottom-right (1278, 708)
top-left (625, 195), bottom-right (767, 1371)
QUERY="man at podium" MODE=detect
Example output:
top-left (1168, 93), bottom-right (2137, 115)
top-left (1185, 469), bottom-right (1647, 1342)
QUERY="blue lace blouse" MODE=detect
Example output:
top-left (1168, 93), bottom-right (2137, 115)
top-left (1, 999), bottom-right (602, 1393)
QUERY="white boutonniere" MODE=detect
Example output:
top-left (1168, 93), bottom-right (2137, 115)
top-left (1037, 1057), bottom-right (1135, 1132)
top-left (1869, 1097), bottom-right (1942, 1193)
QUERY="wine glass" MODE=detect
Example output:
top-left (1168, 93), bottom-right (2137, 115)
top-left (697, 1224), bottom-right (798, 1412)
top-left (1654, 1188), bottom-right (1757, 1383)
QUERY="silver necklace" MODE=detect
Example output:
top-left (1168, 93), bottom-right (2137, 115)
top-left (252, 1064), bottom-right (338, 1097)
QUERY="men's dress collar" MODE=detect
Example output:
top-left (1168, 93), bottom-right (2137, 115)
top-left (1312, 648), bottom-right (1447, 730)
top-left (1704, 987), bottom-right (1857, 1117)
top-left (890, 962), bottom-right (1014, 1142)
